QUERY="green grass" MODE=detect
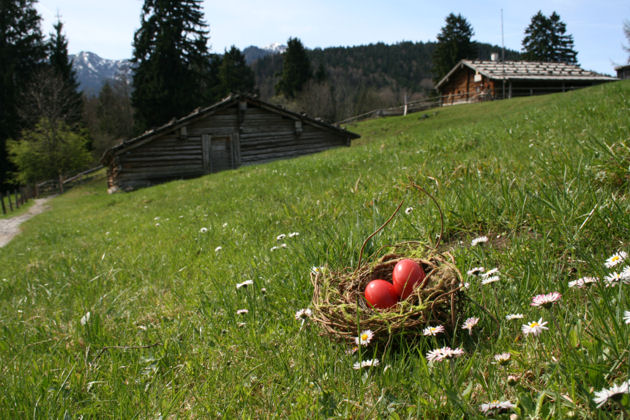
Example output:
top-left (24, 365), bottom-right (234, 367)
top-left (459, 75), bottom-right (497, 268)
top-left (1, 81), bottom-right (629, 418)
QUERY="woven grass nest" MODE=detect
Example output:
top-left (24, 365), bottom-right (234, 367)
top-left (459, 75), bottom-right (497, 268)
top-left (310, 184), bottom-right (464, 343)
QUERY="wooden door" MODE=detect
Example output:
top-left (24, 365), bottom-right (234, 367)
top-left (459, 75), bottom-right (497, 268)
top-left (202, 134), bottom-right (233, 173)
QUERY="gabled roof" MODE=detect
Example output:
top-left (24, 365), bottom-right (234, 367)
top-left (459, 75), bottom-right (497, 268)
top-left (101, 94), bottom-right (360, 164)
top-left (436, 60), bottom-right (617, 89)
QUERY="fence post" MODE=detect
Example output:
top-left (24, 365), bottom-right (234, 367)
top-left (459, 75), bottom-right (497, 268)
top-left (1, 192), bottom-right (6, 215)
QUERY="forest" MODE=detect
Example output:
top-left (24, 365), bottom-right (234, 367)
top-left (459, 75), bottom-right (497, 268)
top-left (252, 41), bottom-right (520, 122)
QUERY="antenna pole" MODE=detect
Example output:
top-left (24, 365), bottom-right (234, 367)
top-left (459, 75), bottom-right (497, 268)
top-left (501, 9), bottom-right (506, 100)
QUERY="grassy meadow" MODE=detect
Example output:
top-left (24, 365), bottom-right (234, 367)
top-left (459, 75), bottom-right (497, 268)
top-left (1, 81), bottom-right (629, 418)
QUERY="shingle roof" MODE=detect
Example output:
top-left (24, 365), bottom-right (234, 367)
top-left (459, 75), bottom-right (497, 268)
top-left (436, 60), bottom-right (617, 89)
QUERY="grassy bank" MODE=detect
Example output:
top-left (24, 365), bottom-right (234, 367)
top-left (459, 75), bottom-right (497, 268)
top-left (1, 81), bottom-right (629, 418)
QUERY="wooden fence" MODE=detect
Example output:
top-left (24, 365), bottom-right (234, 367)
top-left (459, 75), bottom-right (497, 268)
top-left (1, 187), bottom-right (31, 216)
top-left (1, 165), bottom-right (104, 216)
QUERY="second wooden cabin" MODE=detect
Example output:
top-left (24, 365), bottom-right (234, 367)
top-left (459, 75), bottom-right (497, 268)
top-left (101, 94), bottom-right (360, 191)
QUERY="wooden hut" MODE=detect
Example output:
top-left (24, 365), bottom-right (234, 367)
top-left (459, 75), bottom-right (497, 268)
top-left (436, 59), bottom-right (617, 106)
top-left (101, 94), bottom-right (360, 192)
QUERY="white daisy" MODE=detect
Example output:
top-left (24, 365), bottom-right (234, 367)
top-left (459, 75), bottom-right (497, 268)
top-left (479, 400), bottom-right (516, 415)
top-left (621, 266), bottom-right (630, 281)
top-left (222, 222), bottom-right (228, 227)
top-left (604, 271), bottom-right (624, 287)
top-left (276, 233), bottom-right (286, 241)
top-left (605, 251), bottom-right (627, 268)
top-left (481, 275), bottom-right (500, 285)
top-left (593, 381), bottom-right (630, 408)
top-left (214, 246), bottom-right (222, 252)
top-left (236, 280), bottom-right (254, 289)
top-left (624, 310), bottom-right (630, 325)
top-left (199, 227), bottom-right (208, 233)
top-left (295, 308), bottom-right (312, 320)
top-left (467, 267), bottom-right (485, 276)
top-left (531, 292), bottom-right (562, 308)
top-left (521, 318), bottom-right (549, 336)
top-left (568, 277), bottom-right (598, 288)
top-left (353, 358), bottom-right (380, 369)
top-left (423, 325), bottom-right (445, 336)
top-left (80, 311), bottom-right (91, 326)
top-left (471, 236), bottom-right (489, 246)
top-left (405, 207), bottom-right (413, 215)
top-left (505, 313), bottom-right (524, 321)
top-left (236, 309), bottom-right (249, 315)
top-left (462, 317), bottom-right (479, 335)
top-left (493, 353), bottom-right (511, 365)
top-left (355, 330), bottom-right (374, 346)
top-left (311, 266), bottom-right (324, 275)
top-left (288, 232), bottom-right (300, 238)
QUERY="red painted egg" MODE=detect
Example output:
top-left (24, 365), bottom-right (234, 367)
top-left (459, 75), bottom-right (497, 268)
top-left (364, 279), bottom-right (399, 309)
top-left (392, 259), bottom-right (425, 300)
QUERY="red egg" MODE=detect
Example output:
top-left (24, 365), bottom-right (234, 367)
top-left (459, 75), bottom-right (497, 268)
top-left (392, 259), bottom-right (425, 300)
top-left (364, 279), bottom-right (399, 309)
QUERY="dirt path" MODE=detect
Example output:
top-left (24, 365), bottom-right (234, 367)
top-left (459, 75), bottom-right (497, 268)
top-left (0, 197), bottom-right (53, 248)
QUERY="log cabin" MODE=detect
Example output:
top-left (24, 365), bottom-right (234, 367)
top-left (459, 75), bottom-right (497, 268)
top-left (101, 94), bottom-right (360, 192)
top-left (436, 58), bottom-right (617, 106)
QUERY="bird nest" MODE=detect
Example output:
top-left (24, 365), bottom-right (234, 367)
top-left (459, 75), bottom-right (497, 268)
top-left (309, 183), bottom-right (464, 343)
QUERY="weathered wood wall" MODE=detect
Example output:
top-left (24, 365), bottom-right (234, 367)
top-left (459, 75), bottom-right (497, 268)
top-left (109, 101), bottom-right (351, 191)
top-left (440, 66), bottom-right (495, 105)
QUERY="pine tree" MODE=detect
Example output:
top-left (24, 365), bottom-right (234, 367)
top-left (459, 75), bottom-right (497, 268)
top-left (276, 37), bottom-right (312, 98)
top-left (0, 0), bottom-right (46, 186)
top-left (217, 46), bottom-right (255, 97)
top-left (522, 11), bottom-right (578, 64)
top-left (47, 18), bottom-right (83, 126)
top-left (432, 13), bottom-right (476, 82)
top-left (131, 0), bottom-right (214, 131)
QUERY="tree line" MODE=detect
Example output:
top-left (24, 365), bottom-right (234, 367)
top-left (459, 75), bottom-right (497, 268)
top-left (1, 0), bottom-right (614, 192)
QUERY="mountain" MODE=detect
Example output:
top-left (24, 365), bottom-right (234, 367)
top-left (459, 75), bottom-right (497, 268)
top-left (72, 44), bottom-right (285, 95)
top-left (70, 51), bottom-right (132, 96)
top-left (243, 43), bottom-right (287, 64)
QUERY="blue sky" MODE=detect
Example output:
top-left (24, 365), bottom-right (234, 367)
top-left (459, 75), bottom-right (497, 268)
top-left (36, 0), bottom-right (629, 75)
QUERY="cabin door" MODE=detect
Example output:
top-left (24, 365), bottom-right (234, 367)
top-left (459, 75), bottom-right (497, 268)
top-left (202, 134), bottom-right (233, 173)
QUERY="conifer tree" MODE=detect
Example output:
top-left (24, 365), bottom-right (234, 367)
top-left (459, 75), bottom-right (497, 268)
top-left (131, 0), bottom-right (214, 131)
top-left (276, 37), bottom-right (312, 98)
top-left (218, 46), bottom-right (255, 97)
top-left (432, 13), bottom-right (476, 82)
top-left (0, 0), bottom-right (46, 186)
top-left (522, 11), bottom-right (578, 64)
top-left (47, 19), bottom-right (83, 126)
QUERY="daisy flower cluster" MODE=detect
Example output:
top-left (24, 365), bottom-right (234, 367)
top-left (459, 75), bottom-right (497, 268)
top-left (466, 266), bottom-right (501, 285)
top-left (601, 251), bottom-right (630, 287)
top-left (425, 346), bottom-right (465, 363)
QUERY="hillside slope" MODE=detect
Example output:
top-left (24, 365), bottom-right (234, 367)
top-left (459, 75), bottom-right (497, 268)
top-left (0, 82), bottom-right (629, 418)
